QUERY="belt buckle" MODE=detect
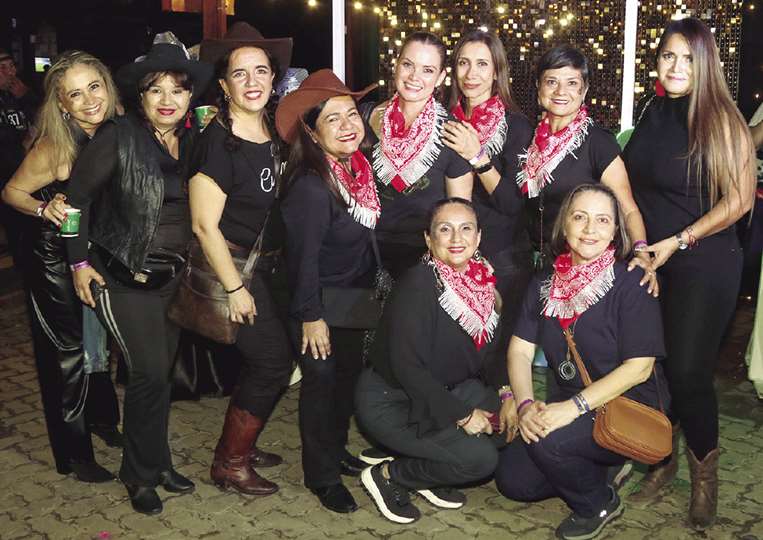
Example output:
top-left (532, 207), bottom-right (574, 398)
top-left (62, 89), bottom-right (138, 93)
top-left (133, 271), bottom-right (149, 284)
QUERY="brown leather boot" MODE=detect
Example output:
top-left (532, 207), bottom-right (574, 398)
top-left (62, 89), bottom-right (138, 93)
top-left (210, 404), bottom-right (279, 496)
top-left (686, 447), bottom-right (719, 530)
top-left (249, 446), bottom-right (283, 468)
top-left (629, 424), bottom-right (680, 502)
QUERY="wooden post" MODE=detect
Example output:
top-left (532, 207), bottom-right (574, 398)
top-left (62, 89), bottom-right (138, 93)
top-left (202, 0), bottom-right (227, 39)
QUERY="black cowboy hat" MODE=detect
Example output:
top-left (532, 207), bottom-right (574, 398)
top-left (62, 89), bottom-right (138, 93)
top-left (117, 32), bottom-right (213, 100)
top-left (200, 22), bottom-right (293, 79)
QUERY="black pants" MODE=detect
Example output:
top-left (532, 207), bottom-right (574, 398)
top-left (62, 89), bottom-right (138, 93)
top-left (494, 413), bottom-right (624, 518)
top-left (355, 369), bottom-right (501, 490)
top-left (290, 322), bottom-right (365, 489)
top-left (231, 271), bottom-right (293, 418)
top-left (93, 257), bottom-right (181, 486)
top-left (658, 237), bottom-right (742, 459)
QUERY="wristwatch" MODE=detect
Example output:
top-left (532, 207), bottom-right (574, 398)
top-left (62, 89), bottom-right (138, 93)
top-left (473, 161), bottom-right (493, 175)
top-left (674, 232), bottom-right (688, 250)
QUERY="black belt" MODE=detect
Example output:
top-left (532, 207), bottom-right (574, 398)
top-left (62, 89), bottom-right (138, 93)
top-left (100, 247), bottom-right (185, 290)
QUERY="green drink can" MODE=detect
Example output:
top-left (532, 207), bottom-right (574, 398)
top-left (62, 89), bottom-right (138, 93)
top-left (60, 208), bottom-right (81, 238)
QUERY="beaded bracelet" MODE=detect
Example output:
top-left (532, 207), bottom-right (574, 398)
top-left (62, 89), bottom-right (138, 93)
top-left (685, 226), bottom-right (697, 248)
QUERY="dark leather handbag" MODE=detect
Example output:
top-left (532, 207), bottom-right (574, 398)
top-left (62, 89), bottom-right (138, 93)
top-left (102, 247), bottom-right (186, 290)
top-left (167, 234), bottom-right (263, 345)
top-left (563, 328), bottom-right (672, 465)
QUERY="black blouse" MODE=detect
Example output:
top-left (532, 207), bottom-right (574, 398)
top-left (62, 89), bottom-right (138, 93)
top-left (368, 262), bottom-right (491, 436)
top-left (525, 123), bottom-right (621, 248)
top-left (191, 121), bottom-right (276, 249)
top-left (281, 171), bottom-right (374, 322)
top-left (66, 114), bottom-right (193, 263)
top-left (513, 261), bottom-right (667, 408)
top-left (472, 110), bottom-right (534, 257)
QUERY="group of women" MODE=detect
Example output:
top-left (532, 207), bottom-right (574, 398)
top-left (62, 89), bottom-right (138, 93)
top-left (1, 14), bottom-right (754, 540)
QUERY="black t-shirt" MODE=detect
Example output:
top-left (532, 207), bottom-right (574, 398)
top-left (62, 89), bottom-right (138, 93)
top-left (368, 262), bottom-right (488, 435)
top-left (514, 261), bottom-right (667, 408)
top-left (192, 121), bottom-right (276, 249)
top-left (281, 172), bottom-right (374, 322)
top-left (525, 123), bottom-right (621, 247)
top-left (472, 110), bottom-right (534, 257)
top-left (0, 88), bottom-right (38, 184)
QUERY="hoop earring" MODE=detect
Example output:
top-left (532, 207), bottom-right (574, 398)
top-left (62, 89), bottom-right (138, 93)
top-left (62, 111), bottom-right (71, 121)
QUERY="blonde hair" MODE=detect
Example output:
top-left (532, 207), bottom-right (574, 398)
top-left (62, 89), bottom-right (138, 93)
top-left (35, 50), bottom-right (119, 176)
top-left (657, 18), bottom-right (754, 209)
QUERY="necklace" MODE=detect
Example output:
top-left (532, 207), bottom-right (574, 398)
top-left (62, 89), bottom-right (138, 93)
top-left (559, 320), bottom-right (578, 381)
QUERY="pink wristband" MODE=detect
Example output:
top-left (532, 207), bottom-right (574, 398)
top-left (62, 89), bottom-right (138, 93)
top-left (517, 398), bottom-right (534, 414)
top-left (633, 240), bottom-right (648, 251)
top-left (69, 261), bottom-right (91, 272)
top-left (500, 391), bottom-right (514, 402)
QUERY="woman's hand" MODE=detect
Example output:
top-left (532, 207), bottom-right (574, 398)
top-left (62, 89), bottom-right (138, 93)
top-left (442, 120), bottom-right (482, 163)
top-left (42, 193), bottom-right (70, 227)
top-left (228, 287), bottom-right (256, 325)
top-left (72, 266), bottom-right (106, 308)
top-left (537, 400), bottom-right (579, 436)
top-left (499, 397), bottom-right (519, 443)
top-left (302, 319), bottom-right (331, 360)
top-left (460, 408), bottom-right (493, 436)
top-left (627, 250), bottom-right (659, 297)
top-left (517, 400), bottom-right (548, 444)
top-left (643, 236), bottom-right (680, 270)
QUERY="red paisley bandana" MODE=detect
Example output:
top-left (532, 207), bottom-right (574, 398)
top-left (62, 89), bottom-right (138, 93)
top-left (326, 151), bottom-right (381, 229)
top-left (516, 105), bottom-right (593, 198)
top-left (451, 94), bottom-right (507, 159)
top-left (541, 246), bottom-right (616, 329)
top-left (431, 257), bottom-right (499, 350)
top-left (373, 94), bottom-right (447, 192)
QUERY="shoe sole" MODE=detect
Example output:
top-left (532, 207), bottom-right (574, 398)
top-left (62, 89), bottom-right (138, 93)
top-left (358, 454), bottom-right (395, 466)
top-left (417, 489), bottom-right (464, 509)
top-left (557, 499), bottom-right (624, 540)
top-left (360, 467), bottom-right (418, 524)
top-left (213, 480), bottom-right (278, 496)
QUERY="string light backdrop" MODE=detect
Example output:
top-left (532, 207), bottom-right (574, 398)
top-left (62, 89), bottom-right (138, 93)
top-left (374, 0), bottom-right (744, 131)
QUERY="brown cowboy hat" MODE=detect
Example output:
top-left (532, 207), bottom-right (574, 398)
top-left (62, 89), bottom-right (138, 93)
top-left (275, 69), bottom-right (377, 144)
top-left (200, 22), bottom-right (293, 78)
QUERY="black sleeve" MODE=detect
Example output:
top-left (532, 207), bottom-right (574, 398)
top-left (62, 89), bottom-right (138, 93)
top-left (512, 275), bottom-right (543, 345)
top-left (281, 174), bottom-right (331, 321)
top-left (65, 122), bottom-right (119, 264)
top-left (443, 147), bottom-right (471, 179)
top-left (487, 113), bottom-right (533, 217)
top-left (588, 125), bottom-right (621, 179)
top-left (617, 268), bottom-right (666, 361)
top-left (386, 267), bottom-right (473, 435)
top-left (194, 123), bottom-right (236, 193)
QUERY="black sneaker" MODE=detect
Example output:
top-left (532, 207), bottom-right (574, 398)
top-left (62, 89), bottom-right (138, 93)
top-left (358, 447), bottom-right (394, 466)
top-left (417, 487), bottom-right (466, 509)
top-left (361, 465), bottom-right (421, 524)
top-left (555, 487), bottom-right (623, 540)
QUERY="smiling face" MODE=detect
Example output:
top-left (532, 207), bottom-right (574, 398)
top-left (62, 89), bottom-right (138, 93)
top-left (140, 73), bottom-right (192, 130)
top-left (563, 190), bottom-right (617, 265)
top-left (394, 41), bottom-right (446, 104)
top-left (425, 202), bottom-right (481, 272)
top-left (657, 33), bottom-right (694, 98)
top-left (312, 95), bottom-right (365, 160)
top-left (538, 65), bottom-right (588, 122)
top-left (220, 47), bottom-right (274, 116)
top-left (455, 41), bottom-right (495, 107)
top-left (58, 64), bottom-right (110, 135)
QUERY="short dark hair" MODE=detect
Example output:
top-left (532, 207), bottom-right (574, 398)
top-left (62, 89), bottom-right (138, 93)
top-left (138, 70), bottom-right (193, 94)
top-left (549, 183), bottom-right (631, 260)
top-left (536, 45), bottom-right (589, 87)
top-left (425, 197), bottom-right (481, 234)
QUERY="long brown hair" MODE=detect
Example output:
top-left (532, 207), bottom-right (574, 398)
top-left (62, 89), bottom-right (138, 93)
top-left (447, 30), bottom-right (517, 113)
top-left (35, 50), bottom-right (119, 176)
top-left (656, 17), bottom-right (754, 208)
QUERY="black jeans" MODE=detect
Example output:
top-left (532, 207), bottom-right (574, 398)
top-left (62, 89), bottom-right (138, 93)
top-left (231, 271), bottom-right (293, 418)
top-left (494, 413), bottom-right (624, 518)
top-left (93, 256), bottom-right (181, 487)
top-left (355, 368), bottom-right (501, 490)
top-left (290, 322), bottom-right (365, 489)
top-left (658, 238), bottom-right (742, 459)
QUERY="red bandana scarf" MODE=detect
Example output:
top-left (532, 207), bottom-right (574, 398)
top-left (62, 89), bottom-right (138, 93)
top-left (451, 94), bottom-right (507, 159)
top-left (516, 105), bottom-right (593, 198)
top-left (373, 94), bottom-right (447, 192)
top-left (431, 257), bottom-right (499, 350)
top-left (326, 151), bottom-right (381, 229)
top-left (541, 246), bottom-right (616, 329)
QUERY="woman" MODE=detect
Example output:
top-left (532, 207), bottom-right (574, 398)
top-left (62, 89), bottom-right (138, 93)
top-left (441, 30), bottom-right (535, 380)
top-left (1, 50), bottom-right (121, 481)
top-left (494, 184), bottom-right (666, 540)
top-left (192, 23), bottom-right (294, 496)
top-left (623, 18), bottom-right (755, 529)
top-left (520, 45), bottom-right (655, 293)
top-left (366, 31), bottom-right (472, 279)
top-left (276, 69), bottom-right (377, 513)
top-left (356, 197), bottom-right (507, 524)
top-left (66, 33), bottom-right (212, 515)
